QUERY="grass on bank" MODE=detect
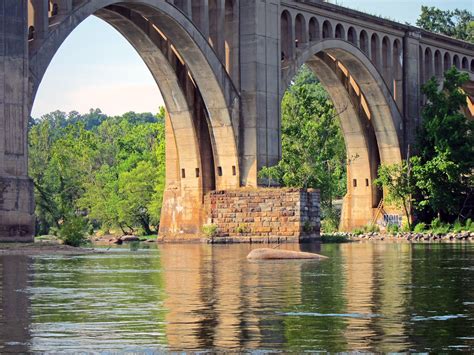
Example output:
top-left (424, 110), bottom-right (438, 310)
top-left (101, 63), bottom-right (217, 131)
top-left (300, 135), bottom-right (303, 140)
top-left (321, 233), bottom-right (351, 243)
top-left (347, 217), bottom-right (474, 236)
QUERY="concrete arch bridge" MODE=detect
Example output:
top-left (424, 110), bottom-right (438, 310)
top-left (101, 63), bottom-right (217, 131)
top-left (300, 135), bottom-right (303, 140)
top-left (0, 0), bottom-right (473, 241)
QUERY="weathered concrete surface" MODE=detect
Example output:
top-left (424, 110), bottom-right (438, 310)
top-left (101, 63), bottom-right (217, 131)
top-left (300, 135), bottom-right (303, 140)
top-left (0, 177), bottom-right (35, 242)
top-left (1, 0), bottom-right (473, 241)
top-left (0, 1), bottom-right (35, 242)
top-left (247, 248), bottom-right (328, 260)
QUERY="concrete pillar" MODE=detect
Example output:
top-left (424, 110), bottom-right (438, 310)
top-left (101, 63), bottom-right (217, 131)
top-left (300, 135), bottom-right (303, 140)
top-left (382, 39), bottom-right (393, 93)
top-left (209, 0), bottom-right (225, 62)
top-left (192, 0), bottom-right (209, 39)
top-left (224, 0), bottom-right (239, 87)
top-left (164, 112), bottom-right (180, 188)
top-left (30, 0), bottom-right (49, 39)
top-left (0, 0), bottom-right (35, 241)
top-left (57, 0), bottom-right (72, 15)
top-left (239, 0), bottom-right (281, 187)
top-left (183, 0), bottom-right (192, 18)
top-left (403, 30), bottom-right (421, 153)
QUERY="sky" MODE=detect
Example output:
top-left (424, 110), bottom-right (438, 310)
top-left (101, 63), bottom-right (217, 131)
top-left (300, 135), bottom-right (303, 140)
top-left (31, 0), bottom-right (473, 118)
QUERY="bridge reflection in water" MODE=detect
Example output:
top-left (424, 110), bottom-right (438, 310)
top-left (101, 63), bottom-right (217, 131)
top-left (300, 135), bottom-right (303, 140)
top-left (0, 243), bottom-right (473, 352)
top-left (0, 256), bottom-right (31, 353)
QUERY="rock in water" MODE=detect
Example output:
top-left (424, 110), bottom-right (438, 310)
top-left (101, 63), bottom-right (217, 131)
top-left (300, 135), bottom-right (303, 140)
top-left (121, 235), bottom-right (140, 242)
top-left (247, 248), bottom-right (328, 260)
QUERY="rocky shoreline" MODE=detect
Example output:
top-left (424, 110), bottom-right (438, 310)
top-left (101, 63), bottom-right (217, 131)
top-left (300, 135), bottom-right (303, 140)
top-left (335, 231), bottom-right (474, 243)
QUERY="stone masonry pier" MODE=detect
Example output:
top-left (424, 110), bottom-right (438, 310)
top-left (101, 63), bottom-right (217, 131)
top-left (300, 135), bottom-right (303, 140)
top-left (204, 188), bottom-right (320, 240)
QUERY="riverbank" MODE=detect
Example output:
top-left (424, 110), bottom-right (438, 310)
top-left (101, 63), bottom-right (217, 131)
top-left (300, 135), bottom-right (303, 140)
top-left (339, 231), bottom-right (474, 243)
top-left (0, 241), bottom-right (103, 256)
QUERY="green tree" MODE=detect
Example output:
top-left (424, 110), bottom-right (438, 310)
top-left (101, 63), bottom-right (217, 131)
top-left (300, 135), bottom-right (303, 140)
top-left (416, 6), bottom-right (474, 43)
top-left (375, 161), bottom-right (416, 230)
top-left (258, 66), bottom-right (347, 207)
top-left (29, 109), bottom-right (166, 236)
top-left (413, 68), bottom-right (473, 220)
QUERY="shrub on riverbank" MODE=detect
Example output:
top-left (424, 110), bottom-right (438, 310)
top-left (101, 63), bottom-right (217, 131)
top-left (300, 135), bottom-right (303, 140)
top-left (202, 224), bottom-right (219, 239)
top-left (58, 216), bottom-right (89, 247)
top-left (321, 233), bottom-right (350, 243)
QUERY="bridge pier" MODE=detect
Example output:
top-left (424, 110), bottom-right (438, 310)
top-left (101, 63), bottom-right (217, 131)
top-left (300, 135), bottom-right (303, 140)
top-left (0, 0), bottom-right (35, 242)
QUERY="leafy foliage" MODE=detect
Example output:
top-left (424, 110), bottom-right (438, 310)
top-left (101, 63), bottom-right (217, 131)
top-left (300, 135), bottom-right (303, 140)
top-left (321, 205), bottom-right (341, 233)
top-left (412, 68), bottom-right (473, 220)
top-left (416, 6), bottom-right (474, 43)
top-left (258, 66), bottom-right (347, 208)
top-left (413, 222), bottom-right (427, 233)
top-left (58, 215), bottom-right (88, 247)
top-left (202, 224), bottom-right (219, 239)
top-left (29, 108), bottom-right (166, 236)
top-left (375, 161), bottom-right (416, 230)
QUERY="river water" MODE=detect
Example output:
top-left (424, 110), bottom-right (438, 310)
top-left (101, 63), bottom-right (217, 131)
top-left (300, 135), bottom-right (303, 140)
top-left (0, 242), bottom-right (473, 352)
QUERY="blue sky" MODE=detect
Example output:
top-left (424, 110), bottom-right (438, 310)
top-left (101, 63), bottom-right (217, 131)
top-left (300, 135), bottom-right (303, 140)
top-left (31, 0), bottom-right (473, 118)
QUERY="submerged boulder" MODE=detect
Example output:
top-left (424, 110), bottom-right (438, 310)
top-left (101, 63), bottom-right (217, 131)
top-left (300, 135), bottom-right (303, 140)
top-left (247, 248), bottom-right (328, 260)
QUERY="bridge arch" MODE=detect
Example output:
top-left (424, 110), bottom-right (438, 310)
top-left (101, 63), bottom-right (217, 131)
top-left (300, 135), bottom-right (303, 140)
top-left (335, 23), bottom-right (345, 40)
top-left (322, 20), bottom-right (333, 39)
top-left (359, 30), bottom-right (369, 56)
top-left (281, 39), bottom-right (403, 230)
top-left (29, 0), bottom-right (241, 193)
top-left (453, 55), bottom-right (461, 69)
top-left (308, 17), bottom-right (319, 42)
top-left (28, 0), bottom-right (242, 237)
top-left (462, 57), bottom-right (469, 70)
top-left (281, 10), bottom-right (293, 60)
top-left (347, 27), bottom-right (357, 46)
top-left (295, 13), bottom-right (307, 47)
top-left (370, 33), bottom-right (380, 67)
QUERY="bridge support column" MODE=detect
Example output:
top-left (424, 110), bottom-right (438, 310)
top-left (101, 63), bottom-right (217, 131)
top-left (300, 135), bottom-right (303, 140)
top-left (239, 0), bottom-right (281, 187)
top-left (209, 0), bottom-right (225, 61)
top-left (403, 30), bottom-right (422, 151)
top-left (192, 0), bottom-right (209, 40)
top-left (0, 0), bottom-right (35, 242)
top-left (57, 0), bottom-right (73, 16)
top-left (159, 113), bottom-right (206, 239)
top-left (30, 0), bottom-right (49, 40)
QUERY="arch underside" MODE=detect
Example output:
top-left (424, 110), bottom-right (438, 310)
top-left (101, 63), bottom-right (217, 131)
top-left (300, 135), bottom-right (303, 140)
top-left (282, 40), bottom-right (403, 230)
top-left (28, 0), bottom-right (241, 236)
